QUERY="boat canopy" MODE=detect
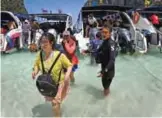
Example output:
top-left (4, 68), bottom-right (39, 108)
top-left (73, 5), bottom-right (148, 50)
top-left (14, 13), bottom-right (31, 21)
top-left (29, 13), bottom-right (70, 21)
top-left (81, 5), bottom-right (132, 20)
top-left (137, 5), bottom-right (162, 22)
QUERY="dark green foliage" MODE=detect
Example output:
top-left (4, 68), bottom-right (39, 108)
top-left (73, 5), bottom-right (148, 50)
top-left (1, 0), bottom-right (28, 13)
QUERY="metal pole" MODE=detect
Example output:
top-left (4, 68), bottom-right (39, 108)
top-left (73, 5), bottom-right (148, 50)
top-left (124, 0), bottom-right (127, 6)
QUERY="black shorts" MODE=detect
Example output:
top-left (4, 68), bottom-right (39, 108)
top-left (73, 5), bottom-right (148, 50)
top-left (103, 71), bottom-right (115, 79)
top-left (101, 71), bottom-right (115, 89)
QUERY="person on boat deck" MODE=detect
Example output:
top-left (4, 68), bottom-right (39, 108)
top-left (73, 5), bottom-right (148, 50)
top-left (7, 21), bottom-right (16, 30)
top-left (132, 10), bottom-right (140, 24)
top-left (149, 14), bottom-right (160, 45)
top-left (32, 33), bottom-right (72, 117)
top-left (89, 21), bottom-right (99, 41)
top-left (97, 25), bottom-right (116, 96)
top-left (149, 14), bottom-right (160, 29)
top-left (67, 27), bottom-right (74, 36)
top-left (85, 14), bottom-right (98, 38)
top-left (6, 21), bottom-right (19, 49)
top-left (30, 20), bottom-right (40, 43)
top-left (62, 30), bottom-right (79, 83)
top-left (22, 19), bottom-right (31, 46)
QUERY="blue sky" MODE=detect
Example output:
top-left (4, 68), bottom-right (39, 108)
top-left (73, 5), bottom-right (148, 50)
top-left (24, 0), bottom-right (86, 22)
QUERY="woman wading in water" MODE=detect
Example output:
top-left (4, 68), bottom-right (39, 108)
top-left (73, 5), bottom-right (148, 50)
top-left (32, 33), bottom-right (72, 117)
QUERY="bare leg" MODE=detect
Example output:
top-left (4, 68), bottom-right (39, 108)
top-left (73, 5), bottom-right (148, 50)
top-left (52, 102), bottom-right (61, 117)
top-left (61, 80), bottom-right (69, 101)
top-left (90, 54), bottom-right (95, 65)
top-left (61, 87), bottom-right (66, 101)
top-left (85, 25), bottom-right (89, 37)
top-left (70, 72), bottom-right (75, 83)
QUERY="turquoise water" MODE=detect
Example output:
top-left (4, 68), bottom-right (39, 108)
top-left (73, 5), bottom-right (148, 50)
top-left (1, 48), bottom-right (162, 117)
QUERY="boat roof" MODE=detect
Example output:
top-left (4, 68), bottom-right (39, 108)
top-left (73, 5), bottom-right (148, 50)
top-left (81, 5), bottom-right (132, 19)
top-left (14, 13), bottom-right (31, 20)
top-left (29, 13), bottom-right (71, 21)
top-left (138, 5), bottom-right (162, 12)
top-left (138, 5), bottom-right (162, 17)
top-left (1, 11), bottom-right (17, 21)
top-left (82, 5), bottom-right (132, 12)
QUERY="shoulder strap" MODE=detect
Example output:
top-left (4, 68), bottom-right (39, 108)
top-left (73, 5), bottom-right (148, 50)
top-left (57, 68), bottom-right (62, 84)
top-left (40, 51), bottom-right (45, 74)
top-left (48, 52), bottom-right (62, 74)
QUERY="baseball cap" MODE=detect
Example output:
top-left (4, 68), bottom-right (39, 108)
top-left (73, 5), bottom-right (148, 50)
top-left (63, 30), bottom-right (70, 36)
top-left (25, 19), bottom-right (28, 23)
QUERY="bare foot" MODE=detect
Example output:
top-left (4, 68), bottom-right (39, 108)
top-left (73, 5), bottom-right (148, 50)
top-left (52, 103), bottom-right (61, 117)
top-left (104, 88), bottom-right (110, 96)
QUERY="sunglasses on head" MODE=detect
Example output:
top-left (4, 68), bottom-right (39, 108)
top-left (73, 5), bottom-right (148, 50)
top-left (63, 35), bottom-right (70, 37)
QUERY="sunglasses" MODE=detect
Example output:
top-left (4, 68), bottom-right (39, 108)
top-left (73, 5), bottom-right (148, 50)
top-left (102, 31), bottom-right (109, 34)
top-left (63, 35), bottom-right (70, 38)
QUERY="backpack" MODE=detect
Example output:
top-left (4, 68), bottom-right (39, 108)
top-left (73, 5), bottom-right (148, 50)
top-left (36, 51), bottom-right (62, 97)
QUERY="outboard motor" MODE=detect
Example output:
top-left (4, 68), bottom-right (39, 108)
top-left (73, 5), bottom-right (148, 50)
top-left (111, 27), bottom-right (120, 57)
top-left (118, 28), bottom-right (135, 54)
top-left (141, 29), bottom-right (151, 36)
top-left (141, 29), bottom-right (151, 48)
top-left (141, 29), bottom-right (151, 41)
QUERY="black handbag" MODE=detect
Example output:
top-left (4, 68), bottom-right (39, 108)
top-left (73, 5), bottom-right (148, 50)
top-left (36, 51), bottom-right (62, 97)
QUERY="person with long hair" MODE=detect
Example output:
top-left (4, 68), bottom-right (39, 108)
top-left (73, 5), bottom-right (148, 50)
top-left (32, 33), bottom-right (72, 117)
top-left (5, 21), bottom-right (20, 49)
top-left (62, 31), bottom-right (79, 83)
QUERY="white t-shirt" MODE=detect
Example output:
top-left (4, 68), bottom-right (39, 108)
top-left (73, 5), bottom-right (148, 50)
top-left (88, 17), bottom-right (97, 25)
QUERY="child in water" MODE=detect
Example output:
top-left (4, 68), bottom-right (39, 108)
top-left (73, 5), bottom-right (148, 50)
top-left (82, 31), bottom-right (103, 65)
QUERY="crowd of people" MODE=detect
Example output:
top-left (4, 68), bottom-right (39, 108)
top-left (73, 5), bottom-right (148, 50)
top-left (31, 12), bottom-right (120, 117)
top-left (22, 19), bottom-right (40, 46)
top-left (1, 10), bottom-right (161, 116)
top-left (30, 10), bottom-right (162, 117)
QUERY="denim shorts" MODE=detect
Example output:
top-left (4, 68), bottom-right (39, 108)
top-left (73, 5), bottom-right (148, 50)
top-left (72, 64), bottom-right (78, 72)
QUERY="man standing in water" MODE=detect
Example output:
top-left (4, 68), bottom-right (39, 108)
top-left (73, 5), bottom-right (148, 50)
top-left (97, 26), bottom-right (116, 96)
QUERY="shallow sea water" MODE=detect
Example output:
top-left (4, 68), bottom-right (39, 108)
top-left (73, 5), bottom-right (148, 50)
top-left (1, 47), bottom-right (162, 117)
